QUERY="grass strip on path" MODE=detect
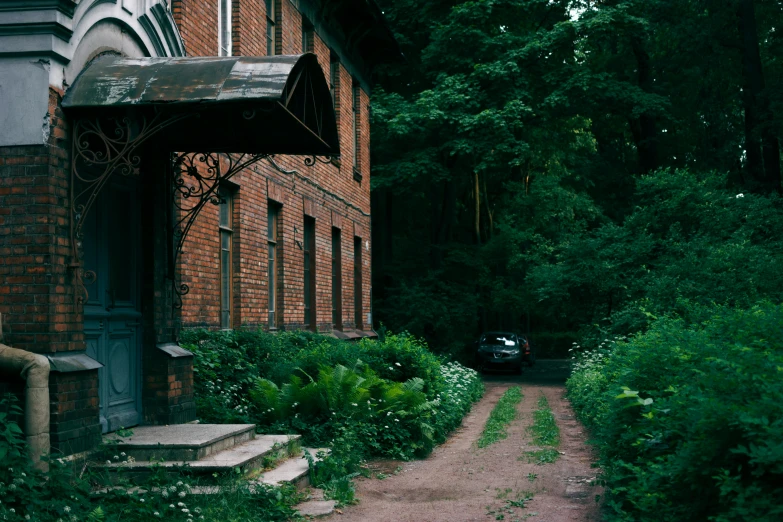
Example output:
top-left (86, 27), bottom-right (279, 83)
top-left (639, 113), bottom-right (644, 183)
top-left (477, 386), bottom-right (523, 448)
top-left (522, 395), bottom-right (561, 464)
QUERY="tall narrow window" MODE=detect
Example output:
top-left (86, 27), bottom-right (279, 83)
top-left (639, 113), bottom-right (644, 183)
top-left (303, 217), bottom-right (316, 330)
top-left (352, 81), bottom-right (361, 175)
top-left (330, 52), bottom-right (340, 109)
top-left (354, 236), bottom-right (363, 330)
top-left (218, 0), bottom-right (231, 56)
top-left (267, 203), bottom-right (280, 328)
top-left (302, 17), bottom-right (314, 53)
top-left (331, 227), bottom-right (342, 330)
top-left (265, 0), bottom-right (276, 56)
top-left (219, 189), bottom-right (233, 328)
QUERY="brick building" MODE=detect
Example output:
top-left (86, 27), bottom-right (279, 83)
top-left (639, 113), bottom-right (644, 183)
top-left (0, 0), bottom-right (397, 460)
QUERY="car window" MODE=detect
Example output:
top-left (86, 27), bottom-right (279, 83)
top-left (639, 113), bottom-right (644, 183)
top-left (480, 334), bottom-right (517, 346)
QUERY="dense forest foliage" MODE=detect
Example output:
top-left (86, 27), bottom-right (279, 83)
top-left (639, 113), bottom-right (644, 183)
top-left (370, 0), bottom-right (783, 357)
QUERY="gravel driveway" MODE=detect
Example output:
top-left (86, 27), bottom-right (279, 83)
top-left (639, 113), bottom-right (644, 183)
top-left (323, 360), bottom-right (603, 522)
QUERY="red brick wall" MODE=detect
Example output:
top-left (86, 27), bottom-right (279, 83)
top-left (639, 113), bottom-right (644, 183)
top-left (172, 0), bottom-right (219, 56)
top-left (0, 88), bottom-right (104, 455)
top-left (0, 88), bottom-right (81, 354)
top-left (175, 0), bottom-right (373, 333)
top-left (49, 371), bottom-right (100, 455)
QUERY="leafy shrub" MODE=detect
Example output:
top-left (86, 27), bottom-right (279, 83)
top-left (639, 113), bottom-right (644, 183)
top-left (567, 303), bottom-right (783, 521)
top-left (181, 329), bottom-right (446, 425)
top-left (250, 359), bottom-right (481, 460)
top-left (0, 396), bottom-right (300, 522)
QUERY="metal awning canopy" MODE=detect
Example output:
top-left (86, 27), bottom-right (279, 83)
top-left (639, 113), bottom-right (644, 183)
top-left (62, 53), bottom-right (339, 155)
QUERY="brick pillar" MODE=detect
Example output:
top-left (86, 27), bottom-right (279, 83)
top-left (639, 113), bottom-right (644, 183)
top-left (140, 150), bottom-right (196, 425)
top-left (0, 88), bottom-right (100, 456)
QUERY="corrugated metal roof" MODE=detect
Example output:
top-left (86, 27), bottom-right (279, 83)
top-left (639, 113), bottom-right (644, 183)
top-left (63, 54), bottom-right (302, 107)
top-left (61, 53), bottom-right (339, 155)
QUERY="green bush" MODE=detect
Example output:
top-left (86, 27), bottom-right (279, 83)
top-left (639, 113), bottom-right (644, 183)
top-left (181, 329), bottom-right (446, 425)
top-left (0, 395), bottom-right (300, 522)
top-left (250, 359), bottom-right (482, 460)
top-left (567, 303), bottom-right (783, 521)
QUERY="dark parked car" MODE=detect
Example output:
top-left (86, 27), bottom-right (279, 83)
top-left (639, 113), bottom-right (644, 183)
top-left (518, 334), bottom-right (536, 367)
top-left (476, 332), bottom-right (524, 374)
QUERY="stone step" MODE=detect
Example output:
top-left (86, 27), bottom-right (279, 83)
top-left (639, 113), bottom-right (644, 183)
top-left (256, 447), bottom-right (328, 490)
top-left (297, 499), bottom-right (337, 518)
top-left (295, 487), bottom-right (337, 518)
top-left (105, 424), bottom-right (257, 462)
top-left (96, 434), bottom-right (301, 481)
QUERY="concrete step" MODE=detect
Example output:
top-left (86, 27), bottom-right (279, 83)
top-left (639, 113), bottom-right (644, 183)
top-left (104, 424), bottom-right (257, 462)
top-left (295, 487), bottom-right (337, 518)
top-left (297, 499), bottom-right (337, 518)
top-left (256, 447), bottom-right (328, 490)
top-left (96, 434), bottom-right (301, 481)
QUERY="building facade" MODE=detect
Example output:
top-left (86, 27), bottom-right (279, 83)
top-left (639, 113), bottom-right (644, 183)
top-left (0, 0), bottom-right (396, 460)
top-left (174, 0), bottom-right (375, 336)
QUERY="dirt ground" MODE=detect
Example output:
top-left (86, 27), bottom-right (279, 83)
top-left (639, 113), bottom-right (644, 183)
top-left (324, 360), bottom-right (603, 522)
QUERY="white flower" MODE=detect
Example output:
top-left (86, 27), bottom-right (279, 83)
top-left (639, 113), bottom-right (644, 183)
top-left (113, 455), bottom-right (120, 460)
top-left (176, 481), bottom-right (184, 487)
top-left (25, 515), bottom-right (30, 520)
top-left (395, 362), bottom-right (401, 367)
top-left (170, 504), bottom-right (176, 509)
top-left (120, 452), bottom-right (126, 457)
top-left (140, 498), bottom-right (145, 503)
top-left (20, 473), bottom-right (25, 478)
top-left (182, 509), bottom-right (189, 513)
top-left (179, 491), bottom-right (186, 498)
top-left (385, 425), bottom-right (389, 428)
top-left (351, 403), bottom-right (358, 407)
top-left (64, 506), bottom-right (71, 513)
top-left (178, 502), bottom-right (185, 507)
top-left (388, 366), bottom-right (394, 370)
top-left (736, 193), bottom-right (744, 198)
top-left (106, 460), bottom-right (111, 465)
top-left (162, 490), bottom-right (169, 498)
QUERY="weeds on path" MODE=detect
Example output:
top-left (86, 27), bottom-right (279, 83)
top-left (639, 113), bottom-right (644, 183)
top-left (477, 387), bottom-right (523, 448)
top-left (521, 395), bottom-right (560, 464)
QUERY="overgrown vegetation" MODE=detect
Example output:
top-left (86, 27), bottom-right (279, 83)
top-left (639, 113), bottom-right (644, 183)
top-left (522, 395), bottom-right (560, 465)
top-left (1, 332), bottom-right (483, 520)
top-left (477, 387), bottom-right (523, 448)
top-left (567, 303), bottom-right (783, 521)
top-left (181, 330), bottom-right (483, 504)
top-left (0, 397), bottom-right (301, 522)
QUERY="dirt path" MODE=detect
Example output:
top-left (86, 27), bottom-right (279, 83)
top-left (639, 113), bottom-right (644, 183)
top-left (324, 360), bottom-right (602, 522)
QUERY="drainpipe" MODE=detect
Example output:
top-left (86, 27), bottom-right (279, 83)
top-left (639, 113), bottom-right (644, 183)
top-left (0, 340), bottom-right (50, 472)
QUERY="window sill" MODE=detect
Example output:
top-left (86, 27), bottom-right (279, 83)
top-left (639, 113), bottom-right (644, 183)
top-left (352, 168), bottom-right (362, 182)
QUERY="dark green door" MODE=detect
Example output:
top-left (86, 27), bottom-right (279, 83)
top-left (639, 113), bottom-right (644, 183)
top-left (82, 178), bottom-right (142, 433)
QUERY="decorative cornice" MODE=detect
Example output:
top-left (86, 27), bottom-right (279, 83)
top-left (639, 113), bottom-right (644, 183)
top-left (0, 21), bottom-right (72, 41)
top-left (0, 0), bottom-right (77, 17)
top-left (150, 3), bottom-right (185, 56)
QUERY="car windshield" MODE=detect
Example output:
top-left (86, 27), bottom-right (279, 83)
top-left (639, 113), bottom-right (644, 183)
top-left (481, 334), bottom-right (516, 346)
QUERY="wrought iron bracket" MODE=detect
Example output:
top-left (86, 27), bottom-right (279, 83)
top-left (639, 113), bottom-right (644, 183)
top-left (69, 110), bottom-right (193, 304)
top-left (169, 152), bottom-right (270, 309)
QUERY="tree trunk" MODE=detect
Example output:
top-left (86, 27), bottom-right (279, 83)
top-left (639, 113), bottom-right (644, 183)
top-left (737, 0), bottom-right (781, 192)
top-left (474, 171), bottom-right (481, 245)
top-left (630, 36), bottom-right (658, 174)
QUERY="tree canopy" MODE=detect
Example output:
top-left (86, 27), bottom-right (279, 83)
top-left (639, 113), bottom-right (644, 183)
top-left (371, 0), bottom-right (783, 357)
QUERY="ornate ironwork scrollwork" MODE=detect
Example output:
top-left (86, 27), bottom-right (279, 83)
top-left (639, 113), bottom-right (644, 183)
top-left (303, 155), bottom-right (337, 167)
top-left (169, 152), bottom-right (269, 309)
top-left (69, 110), bottom-right (192, 305)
